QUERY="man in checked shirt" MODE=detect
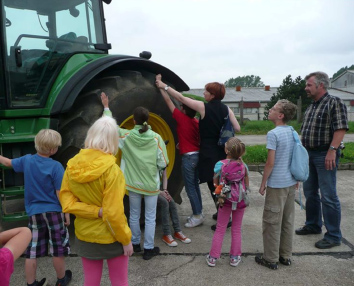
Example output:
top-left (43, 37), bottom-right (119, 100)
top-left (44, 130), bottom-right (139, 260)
top-left (295, 71), bottom-right (349, 249)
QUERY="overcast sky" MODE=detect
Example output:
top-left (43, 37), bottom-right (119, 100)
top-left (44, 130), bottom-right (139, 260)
top-left (103, 0), bottom-right (354, 89)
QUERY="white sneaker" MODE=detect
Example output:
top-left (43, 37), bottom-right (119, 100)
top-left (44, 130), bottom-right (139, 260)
top-left (185, 215), bottom-right (204, 228)
top-left (187, 212), bottom-right (204, 222)
top-left (230, 255), bottom-right (241, 267)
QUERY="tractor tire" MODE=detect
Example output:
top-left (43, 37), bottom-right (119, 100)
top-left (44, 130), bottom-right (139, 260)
top-left (55, 70), bottom-right (184, 203)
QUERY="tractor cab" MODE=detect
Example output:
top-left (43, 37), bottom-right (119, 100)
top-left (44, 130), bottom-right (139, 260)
top-left (0, 0), bottom-right (109, 110)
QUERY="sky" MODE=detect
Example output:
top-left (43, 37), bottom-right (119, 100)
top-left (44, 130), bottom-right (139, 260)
top-left (103, 0), bottom-right (354, 89)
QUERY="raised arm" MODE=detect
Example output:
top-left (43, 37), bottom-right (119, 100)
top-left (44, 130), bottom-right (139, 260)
top-left (156, 75), bottom-right (176, 113)
top-left (155, 74), bottom-right (205, 118)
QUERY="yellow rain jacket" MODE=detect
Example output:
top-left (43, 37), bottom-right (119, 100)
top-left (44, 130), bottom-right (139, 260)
top-left (59, 149), bottom-right (131, 245)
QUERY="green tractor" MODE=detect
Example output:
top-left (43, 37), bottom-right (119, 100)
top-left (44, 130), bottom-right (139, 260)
top-left (0, 0), bottom-right (188, 222)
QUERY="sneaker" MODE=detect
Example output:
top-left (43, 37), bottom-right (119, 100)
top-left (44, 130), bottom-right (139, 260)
top-left (230, 255), bottom-right (241, 267)
top-left (143, 247), bottom-right (160, 260)
top-left (28, 278), bottom-right (47, 286)
top-left (315, 238), bottom-right (341, 249)
top-left (55, 270), bottom-right (72, 286)
top-left (185, 215), bottom-right (204, 228)
top-left (162, 235), bottom-right (178, 247)
top-left (133, 244), bottom-right (142, 253)
top-left (279, 256), bottom-right (291, 266)
top-left (206, 255), bottom-right (217, 267)
top-left (173, 232), bottom-right (191, 244)
top-left (187, 213), bottom-right (204, 222)
top-left (295, 225), bottom-right (322, 235)
top-left (255, 255), bottom-right (278, 270)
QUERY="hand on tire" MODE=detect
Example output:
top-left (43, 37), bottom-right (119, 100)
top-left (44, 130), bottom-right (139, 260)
top-left (101, 92), bottom-right (109, 108)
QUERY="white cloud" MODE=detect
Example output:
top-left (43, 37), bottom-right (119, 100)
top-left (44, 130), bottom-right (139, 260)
top-left (104, 0), bottom-right (354, 89)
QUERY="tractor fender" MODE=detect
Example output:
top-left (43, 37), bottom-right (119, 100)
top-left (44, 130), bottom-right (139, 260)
top-left (50, 55), bottom-right (189, 115)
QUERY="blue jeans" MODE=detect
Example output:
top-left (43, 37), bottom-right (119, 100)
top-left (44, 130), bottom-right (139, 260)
top-left (303, 150), bottom-right (342, 243)
top-left (157, 194), bottom-right (181, 236)
top-left (129, 191), bottom-right (158, 249)
top-left (182, 153), bottom-right (203, 215)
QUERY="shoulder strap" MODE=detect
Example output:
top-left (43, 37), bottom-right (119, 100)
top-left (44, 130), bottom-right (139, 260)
top-left (289, 126), bottom-right (300, 144)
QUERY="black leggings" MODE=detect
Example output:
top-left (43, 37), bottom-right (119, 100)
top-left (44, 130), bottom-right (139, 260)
top-left (207, 181), bottom-right (218, 210)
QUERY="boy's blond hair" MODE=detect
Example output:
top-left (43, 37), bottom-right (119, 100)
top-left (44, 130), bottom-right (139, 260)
top-left (276, 99), bottom-right (297, 123)
top-left (35, 129), bottom-right (62, 155)
top-left (225, 137), bottom-right (245, 160)
top-left (85, 116), bottom-right (119, 155)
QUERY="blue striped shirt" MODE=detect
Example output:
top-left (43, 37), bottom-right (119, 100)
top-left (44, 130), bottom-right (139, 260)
top-left (266, 126), bottom-right (297, 188)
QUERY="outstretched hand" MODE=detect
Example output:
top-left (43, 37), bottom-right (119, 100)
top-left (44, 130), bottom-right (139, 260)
top-left (101, 92), bottom-right (109, 108)
top-left (155, 74), bottom-right (165, 89)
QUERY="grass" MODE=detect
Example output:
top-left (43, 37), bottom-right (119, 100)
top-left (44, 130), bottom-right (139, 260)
top-left (239, 120), bottom-right (354, 135)
top-left (243, 142), bottom-right (354, 165)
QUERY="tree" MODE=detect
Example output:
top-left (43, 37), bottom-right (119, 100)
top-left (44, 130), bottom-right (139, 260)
top-left (224, 75), bottom-right (265, 87)
top-left (263, 75), bottom-right (311, 120)
top-left (332, 64), bottom-right (354, 79)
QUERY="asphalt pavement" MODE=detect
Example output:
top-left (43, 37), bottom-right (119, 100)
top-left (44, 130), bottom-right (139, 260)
top-left (3, 134), bottom-right (354, 285)
top-left (5, 169), bottom-right (354, 286)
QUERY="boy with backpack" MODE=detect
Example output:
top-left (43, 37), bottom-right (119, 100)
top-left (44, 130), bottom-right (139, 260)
top-left (0, 129), bottom-right (72, 286)
top-left (255, 99), bottom-right (297, 270)
top-left (206, 137), bottom-right (249, 267)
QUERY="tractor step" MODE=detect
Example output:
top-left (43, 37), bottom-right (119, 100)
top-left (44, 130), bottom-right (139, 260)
top-left (0, 186), bottom-right (28, 222)
top-left (1, 211), bottom-right (28, 222)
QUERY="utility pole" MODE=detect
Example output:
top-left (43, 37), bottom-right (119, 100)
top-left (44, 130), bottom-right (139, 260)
top-left (240, 97), bottom-right (244, 125)
top-left (297, 96), bottom-right (302, 123)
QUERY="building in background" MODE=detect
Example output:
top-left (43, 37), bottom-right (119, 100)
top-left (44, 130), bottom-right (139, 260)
top-left (186, 81), bottom-right (354, 121)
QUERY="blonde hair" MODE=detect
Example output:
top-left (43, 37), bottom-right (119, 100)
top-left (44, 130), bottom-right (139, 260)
top-left (85, 116), bottom-right (119, 155)
top-left (35, 129), bottom-right (62, 155)
top-left (225, 137), bottom-right (245, 160)
top-left (276, 99), bottom-right (297, 123)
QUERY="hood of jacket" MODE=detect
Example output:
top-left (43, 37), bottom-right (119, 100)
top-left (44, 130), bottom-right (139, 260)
top-left (66, 149), bottom-right (116, 183)
top-left (127, 125), bottom-right (157, 148)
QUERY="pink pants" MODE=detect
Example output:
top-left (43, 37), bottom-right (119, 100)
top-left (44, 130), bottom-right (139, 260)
top-left (82, 255), bottom-right (129, 286)
top-left (209, 201), bottom-right (245, 258)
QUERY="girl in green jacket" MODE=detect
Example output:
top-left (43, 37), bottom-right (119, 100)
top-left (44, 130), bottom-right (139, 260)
top-left (101, 92), bottom-right (169, 260)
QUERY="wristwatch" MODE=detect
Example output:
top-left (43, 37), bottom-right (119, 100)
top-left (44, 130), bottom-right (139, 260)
top-left (164, 85), bottom-right (170, 91)
top-left (329, 146), bottom-right (337, 151)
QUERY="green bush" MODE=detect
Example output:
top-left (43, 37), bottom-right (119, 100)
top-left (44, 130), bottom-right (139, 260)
top-left (243, 142), bottom-right (354, 165)
top-left (240, 120), bottom-right (353, 135)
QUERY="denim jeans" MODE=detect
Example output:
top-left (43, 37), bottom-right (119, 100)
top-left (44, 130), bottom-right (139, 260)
top-left (157, 193), bottom-right (181, 236)
top-left (303, 149), bottom-right (342, 243)
top-left (182, 153), bottom-right (203, 215)
top-left (129, 191), bottom-right (158, 249)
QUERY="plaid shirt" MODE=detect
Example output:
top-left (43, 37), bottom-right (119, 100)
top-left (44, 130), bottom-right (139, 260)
top-left (301, 93), bottom-right (348, 148)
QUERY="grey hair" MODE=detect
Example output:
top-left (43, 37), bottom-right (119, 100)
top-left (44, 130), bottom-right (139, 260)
top-left (85, 116), bottom-right (119, 155)
top-left (305, 71), bottom-right (329, 90)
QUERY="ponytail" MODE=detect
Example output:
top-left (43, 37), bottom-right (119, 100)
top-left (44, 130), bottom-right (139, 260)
top-left (139, 121), bottom-right (149, 133)
top-left (134, 107), bottom-right (150, 133)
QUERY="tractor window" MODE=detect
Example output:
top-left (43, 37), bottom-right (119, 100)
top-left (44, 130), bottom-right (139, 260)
top-left (2, 0), bottom-right (105, 108)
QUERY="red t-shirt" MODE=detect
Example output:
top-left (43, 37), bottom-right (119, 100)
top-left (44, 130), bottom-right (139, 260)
top-left (173, 108), bottom-right (200, 154)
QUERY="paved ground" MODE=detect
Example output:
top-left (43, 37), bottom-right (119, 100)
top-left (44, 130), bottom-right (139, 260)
top-left (4, 169), bottom-right (354, 286)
